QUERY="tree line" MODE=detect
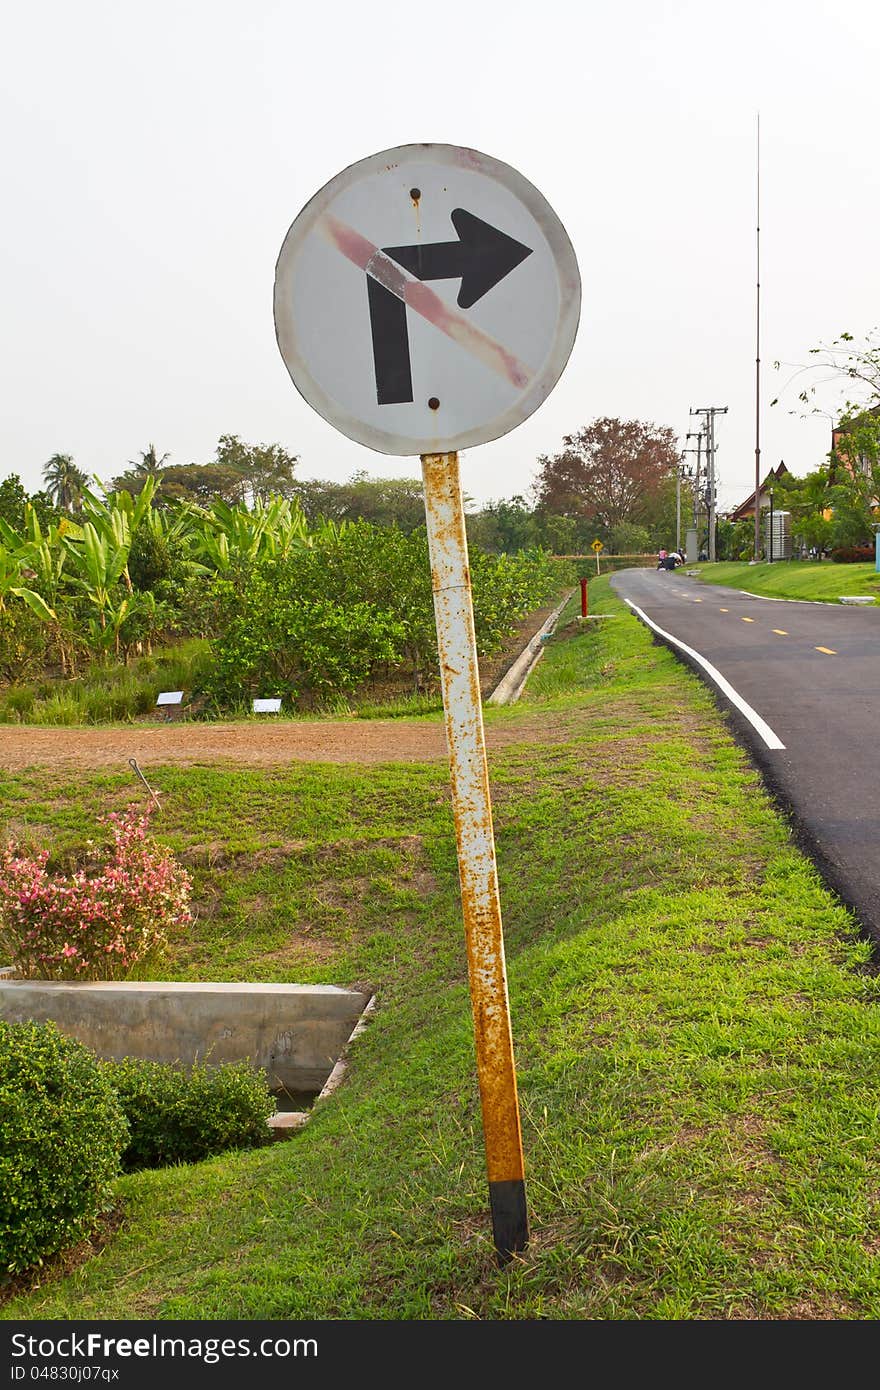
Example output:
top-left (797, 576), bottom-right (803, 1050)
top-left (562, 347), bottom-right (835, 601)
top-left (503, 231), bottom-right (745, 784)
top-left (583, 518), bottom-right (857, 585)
top-left (7, 416), bottom-right (691, 557)
top-left (0, 467), bottom-right (565, 711)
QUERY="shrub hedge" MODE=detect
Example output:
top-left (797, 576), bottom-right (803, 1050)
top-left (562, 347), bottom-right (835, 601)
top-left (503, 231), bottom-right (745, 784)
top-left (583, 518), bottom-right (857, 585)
top-left (0, 1021), bottom-right (128, 1277)
top-left (102, 1057), bottom-right (276, 1171)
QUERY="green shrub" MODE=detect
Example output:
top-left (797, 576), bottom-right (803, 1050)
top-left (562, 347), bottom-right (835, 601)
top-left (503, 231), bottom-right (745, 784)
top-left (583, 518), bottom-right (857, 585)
top-left (102, 1057), bottom-right (276, 1171)
top-left (0, 686), bottom-right (36, 721)
top-left (0, 1021), bottom-right (128, 1277)
top-left (28, 692), bottom-right (83, 726)
top-left (0, 605), bottom-right (49, 687)
top-left (200, 524), bottom-right (569, 711)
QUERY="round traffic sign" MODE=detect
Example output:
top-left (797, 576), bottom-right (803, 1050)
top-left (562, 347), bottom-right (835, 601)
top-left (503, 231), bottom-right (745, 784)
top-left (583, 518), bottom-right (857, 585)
top-left (273, 144), bottom-right (581, 457)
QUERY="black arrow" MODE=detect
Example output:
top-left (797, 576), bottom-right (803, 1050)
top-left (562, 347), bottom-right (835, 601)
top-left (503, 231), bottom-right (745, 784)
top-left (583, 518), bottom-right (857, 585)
top-left (385, 210), bottom-right (533, 311)
top-left (367, 209), bottom-right (533, 406)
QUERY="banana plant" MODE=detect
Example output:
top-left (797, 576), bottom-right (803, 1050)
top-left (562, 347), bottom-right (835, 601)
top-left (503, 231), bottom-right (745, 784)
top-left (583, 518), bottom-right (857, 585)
top-left (0, 547), bottom-right (56, 620)
top-left (56, 479), bottom-right (159, 656)
top-left (75, 477), bottom-right (158, 593)
top-left (188, 495), bottom-right (313, 572)
top-left (63, 521), bottom-right (132, 655)
top-left (0, 506), bottom-right (79, 667)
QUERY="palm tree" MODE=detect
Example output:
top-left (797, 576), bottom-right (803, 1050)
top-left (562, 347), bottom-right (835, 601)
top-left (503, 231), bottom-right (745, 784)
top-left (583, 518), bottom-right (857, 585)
top-left (128, 443), bottom-right (170, 477)
top-left (42, 453), bottom-right (89, 513)
top-left (110, 443), bottom-right (170, 497)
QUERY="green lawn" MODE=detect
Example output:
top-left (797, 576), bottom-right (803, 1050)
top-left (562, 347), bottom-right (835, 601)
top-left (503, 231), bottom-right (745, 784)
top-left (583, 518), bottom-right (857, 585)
top-left (3, 580), bottom-right (880, 1319)
top-left (688, 559), bottom-right (880, 603)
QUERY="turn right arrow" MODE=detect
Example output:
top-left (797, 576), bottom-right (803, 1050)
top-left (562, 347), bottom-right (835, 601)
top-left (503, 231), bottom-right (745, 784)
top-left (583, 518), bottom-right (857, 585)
top-left (368, 209), bottom-right (533, 405)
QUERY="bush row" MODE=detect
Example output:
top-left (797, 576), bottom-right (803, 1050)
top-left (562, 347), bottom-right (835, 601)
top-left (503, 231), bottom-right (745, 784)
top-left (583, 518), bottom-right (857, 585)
top-left (200, 525), bottom-right (569, 709)
top-left (1, 1021), bottom-right (275, 1278)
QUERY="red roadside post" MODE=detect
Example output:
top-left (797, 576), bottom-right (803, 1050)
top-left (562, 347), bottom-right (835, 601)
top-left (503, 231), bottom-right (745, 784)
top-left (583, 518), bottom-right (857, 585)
top-left (580, 576), bottom-right (588, 617)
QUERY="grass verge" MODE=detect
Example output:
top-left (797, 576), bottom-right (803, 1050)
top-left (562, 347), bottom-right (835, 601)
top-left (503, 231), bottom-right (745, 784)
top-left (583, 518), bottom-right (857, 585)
top-left (688, 560), bottom-right (880, 603)
top-left (3, 579), bottom-right (880, 1319)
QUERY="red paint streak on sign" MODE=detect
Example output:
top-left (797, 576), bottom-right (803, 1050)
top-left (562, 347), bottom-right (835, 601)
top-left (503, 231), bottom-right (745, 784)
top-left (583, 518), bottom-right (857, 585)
top-left (324, 217), bottom-right (375, 272)
top-left (322, 213), bottom-right (532, 391)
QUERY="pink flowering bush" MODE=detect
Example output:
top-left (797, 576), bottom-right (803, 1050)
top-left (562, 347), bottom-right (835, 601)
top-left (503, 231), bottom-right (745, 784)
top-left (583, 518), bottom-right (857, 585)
top-left (0, 806), bottom-right (192, 980)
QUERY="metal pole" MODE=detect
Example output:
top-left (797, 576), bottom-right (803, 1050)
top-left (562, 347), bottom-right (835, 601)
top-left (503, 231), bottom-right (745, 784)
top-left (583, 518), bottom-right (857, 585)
top-left (420, 451), bottom-right (528, 1266)
top-left (708, 412), bottom-right (716, 563)
top-left (754, 112), bottom-right (762, 562)
top-left (676, 458), bottom-right (682, 553)
top-left (695, 433), bottom-right (702, 531)
top-left (691, 409), bottom-right (727, 561)
top-left (769, 489), bottom-right (774, 563)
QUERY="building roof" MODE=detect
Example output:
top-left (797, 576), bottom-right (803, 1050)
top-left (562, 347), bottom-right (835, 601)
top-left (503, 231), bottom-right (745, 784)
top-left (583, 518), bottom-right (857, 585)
top-left (725, 462), bottom-right (790, 522)
top-left (832, 402), bottom-right (880, 441)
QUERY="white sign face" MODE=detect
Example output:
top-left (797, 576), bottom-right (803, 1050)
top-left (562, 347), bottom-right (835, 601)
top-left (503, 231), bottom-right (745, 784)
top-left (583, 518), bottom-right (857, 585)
top-left (156, 691), bottom-right (183, 706)
top-left (274, 144), bottom-right (581, 456)
top-left (252, 698), bottom-right (282, 714)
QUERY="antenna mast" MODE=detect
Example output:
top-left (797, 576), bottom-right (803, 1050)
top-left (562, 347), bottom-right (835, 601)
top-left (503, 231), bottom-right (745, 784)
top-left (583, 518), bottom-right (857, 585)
top-left (754, 113), bottom-right (762, 561)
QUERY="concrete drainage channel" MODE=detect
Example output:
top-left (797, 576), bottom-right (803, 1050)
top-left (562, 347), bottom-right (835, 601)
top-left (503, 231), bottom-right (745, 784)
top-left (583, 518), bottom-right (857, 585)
top-left (0, 977), bottom-right (374, 1141)
top-left (487, 591), bottom-right (573, 706)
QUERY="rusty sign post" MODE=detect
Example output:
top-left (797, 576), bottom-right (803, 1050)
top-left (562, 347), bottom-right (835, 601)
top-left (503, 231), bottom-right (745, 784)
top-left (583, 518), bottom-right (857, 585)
top-left (273, 143), bottom-right (580, 1266)
top-left (421, 449), bottom-right (527, 1258)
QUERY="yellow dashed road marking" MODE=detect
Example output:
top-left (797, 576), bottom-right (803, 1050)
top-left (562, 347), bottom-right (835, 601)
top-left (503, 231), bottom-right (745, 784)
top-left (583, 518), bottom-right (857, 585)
top-left (773, 629), bottom-right (788, 636)
top-left (693, 598), bottom-right (702, 602)
top-left (741, 617), bottom-right (755, 623)
top-left (720, 607), bottom-right (729, 612)
top-left (815, 646), bottom-right (837, 655)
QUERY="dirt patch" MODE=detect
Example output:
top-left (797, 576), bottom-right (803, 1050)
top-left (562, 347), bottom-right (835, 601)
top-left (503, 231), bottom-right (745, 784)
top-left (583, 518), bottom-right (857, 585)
top-left (0, 711), bottom-right (586, 772)
top-left (0, 602), bottom-right (571, 772)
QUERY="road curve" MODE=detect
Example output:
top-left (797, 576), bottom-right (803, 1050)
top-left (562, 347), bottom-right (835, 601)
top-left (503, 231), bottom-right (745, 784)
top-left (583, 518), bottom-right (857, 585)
top-left (611, 567), bottom-right (880, 943)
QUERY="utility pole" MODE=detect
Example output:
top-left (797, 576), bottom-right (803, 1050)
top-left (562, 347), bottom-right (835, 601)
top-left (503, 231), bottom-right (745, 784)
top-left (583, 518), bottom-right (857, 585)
top-left (682, 431), bottom-right (703, 562)
top-left (690, 406), bottom-right (728, 561)
top-left (685, 431), bottom-right (703, 528)
top-left (676, 453), bottom-right (683, 552)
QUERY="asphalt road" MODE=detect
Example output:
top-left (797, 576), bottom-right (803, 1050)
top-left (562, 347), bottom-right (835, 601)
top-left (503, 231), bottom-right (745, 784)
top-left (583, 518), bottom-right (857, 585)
top-left (611, 567), bottom-right (880, 943)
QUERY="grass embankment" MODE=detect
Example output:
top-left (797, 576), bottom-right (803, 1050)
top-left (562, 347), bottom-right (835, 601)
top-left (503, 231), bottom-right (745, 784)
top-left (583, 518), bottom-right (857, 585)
top-left (689, 560), bottom-right (880, 603)
top-left (4, 581), bottom-right (880, 1319)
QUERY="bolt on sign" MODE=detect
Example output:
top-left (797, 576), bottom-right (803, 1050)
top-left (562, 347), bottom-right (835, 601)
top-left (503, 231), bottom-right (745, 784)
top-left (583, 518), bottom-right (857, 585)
top-left (274, 143), bottom-right (580, 1265)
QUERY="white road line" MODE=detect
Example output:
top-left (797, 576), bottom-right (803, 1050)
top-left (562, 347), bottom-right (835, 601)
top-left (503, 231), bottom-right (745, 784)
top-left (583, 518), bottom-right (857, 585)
top-left (738, 591), bottom-right (817, 605)
top-left (623, 599), bottom-right (786, 750)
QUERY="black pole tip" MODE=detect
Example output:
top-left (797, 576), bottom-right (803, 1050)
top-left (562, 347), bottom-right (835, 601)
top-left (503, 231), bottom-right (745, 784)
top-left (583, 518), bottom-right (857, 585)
top-left (489, 1179), bottom-right (529, 1267)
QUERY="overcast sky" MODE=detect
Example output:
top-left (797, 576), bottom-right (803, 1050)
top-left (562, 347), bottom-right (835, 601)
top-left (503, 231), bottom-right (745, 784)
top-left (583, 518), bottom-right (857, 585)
top-left (3, 0), bottom-right (879, 513)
